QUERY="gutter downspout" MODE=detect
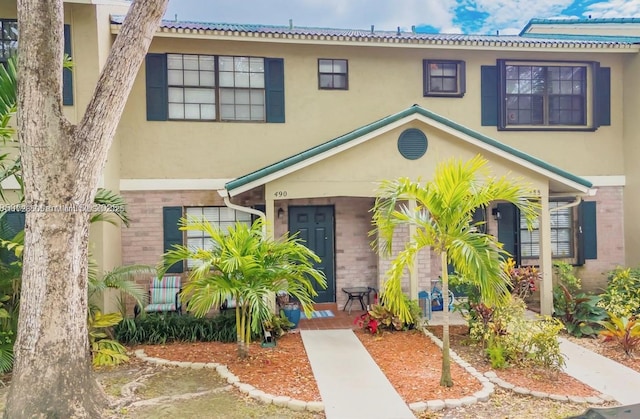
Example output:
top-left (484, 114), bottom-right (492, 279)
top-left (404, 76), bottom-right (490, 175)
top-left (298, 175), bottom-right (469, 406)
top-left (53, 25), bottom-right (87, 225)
top-left (217, 189), bottom-right (267, 237)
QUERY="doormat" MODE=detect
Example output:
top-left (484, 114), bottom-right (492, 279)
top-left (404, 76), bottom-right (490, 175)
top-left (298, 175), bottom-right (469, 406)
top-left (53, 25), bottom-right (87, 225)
top-left (303, 310), bottom-right (335, 319)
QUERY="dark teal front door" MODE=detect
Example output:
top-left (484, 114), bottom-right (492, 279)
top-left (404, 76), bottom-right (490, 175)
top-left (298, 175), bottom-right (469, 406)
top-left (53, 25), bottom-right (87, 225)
top-left (288, 206), bottom-right (335, 303)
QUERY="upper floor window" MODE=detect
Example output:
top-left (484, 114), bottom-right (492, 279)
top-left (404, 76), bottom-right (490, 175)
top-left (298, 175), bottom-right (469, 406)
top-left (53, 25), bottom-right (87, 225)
top-left (520, 201), bottom-right (573, 259)
top-left (423, 60), bottom-right (465, 97)
top-left (167, 54), bottom-right (265, 121)
top-left (497, 60), bottom-right (600, 130)
top-left (318, 59), bottom-right (348, 90)
top-left (0, 19), bottom-right (17, 62)
top-left (147, 53), bottom-right (284, 123)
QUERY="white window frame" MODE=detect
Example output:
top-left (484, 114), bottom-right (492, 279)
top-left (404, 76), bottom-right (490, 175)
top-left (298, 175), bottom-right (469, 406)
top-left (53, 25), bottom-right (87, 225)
top-left (520, 201), bottom-right (573, 259)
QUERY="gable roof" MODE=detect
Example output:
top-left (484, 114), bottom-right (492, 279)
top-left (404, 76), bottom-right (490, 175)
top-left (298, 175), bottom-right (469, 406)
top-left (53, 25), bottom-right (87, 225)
top-left (110, 16), bottom-right (638, 50)
top-left (224, 105), bottom-right (593, 197)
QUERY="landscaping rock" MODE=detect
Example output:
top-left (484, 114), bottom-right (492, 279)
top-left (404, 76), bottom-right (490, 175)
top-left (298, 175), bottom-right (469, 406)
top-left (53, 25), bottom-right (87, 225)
top-left (568, 396), bottom-right (587, 404)
top-left (530, 391), bottom-right (549, 398)
top-left (248, 389), bottom-right (265, 400)
top-left (287, 399), bottom-right (307, 411)
top-left (272, 395), bottom-right (291, 407)
top-left (259, 393), bottom-right (274, 404)
top-left (307, 401), bottom-right (324, 412)
top-left (409, 401), bottom-right (427, 412)
top-left (585, 396), bottom-right (604, 405)
top-left (473, 390), bottom-right (491, 402)
top-left (484, 371), bottom-right (498, 378)
top-left (444, 398), bottom-right (463, 408)
top-left (548, 394), bottom-right (569, 402)
top-left (460, 396), bottom-right (477, 406)
top-left (513, 386), bottom-right (530, 395)
top-left (205, 362), bottom-right (220, 369)
top-left (426, 400), bottom-right (446, 411)
top-left (236, 383), bottom-right (255, 394)
top-left (191, 362), bottom-right (206, 369)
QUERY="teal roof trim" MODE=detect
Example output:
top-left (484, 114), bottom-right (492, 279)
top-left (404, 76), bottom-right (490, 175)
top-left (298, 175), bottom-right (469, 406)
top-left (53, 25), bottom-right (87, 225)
top-left (224, 105), bottom-right (592, 193)
top-left (520, 17), bottom-right (640, 36)
top-left (520, 33), bottom-right (640, 43)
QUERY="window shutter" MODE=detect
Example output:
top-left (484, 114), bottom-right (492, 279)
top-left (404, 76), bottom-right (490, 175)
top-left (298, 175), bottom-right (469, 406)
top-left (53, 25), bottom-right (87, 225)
top-left (481, 66), bottom-right (498, 126)
top-left (596, 67), bottom-right (611, 127)
top-left (63, 24), bottom-right (73, 106)
top-left (146, 53), bottom-right (168, 121)
top-left (0, 212), bottom-right (25, 264)
top-left (265, 58), bottom-right (285, 123)
top-left (163, 206), bottom-right (183, 273)
top-left (496, 203), bottom-right (520, 265)
top-left (577, 201), bottom-right (597, 264)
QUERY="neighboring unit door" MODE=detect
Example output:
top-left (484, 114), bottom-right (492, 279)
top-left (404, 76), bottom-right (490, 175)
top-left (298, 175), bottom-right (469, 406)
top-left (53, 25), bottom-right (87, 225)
top-left (288, 206), bottom-right (335, 303)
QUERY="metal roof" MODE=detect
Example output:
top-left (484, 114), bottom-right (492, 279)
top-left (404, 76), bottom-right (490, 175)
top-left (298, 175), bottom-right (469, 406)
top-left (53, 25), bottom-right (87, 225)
top-left (520, 17), bottom-right (640, 38)
top-left (110, 16), bottom-right (636, 48)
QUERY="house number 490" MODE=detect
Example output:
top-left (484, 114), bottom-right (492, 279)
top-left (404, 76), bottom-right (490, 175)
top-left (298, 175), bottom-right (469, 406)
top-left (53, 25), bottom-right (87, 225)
top-left (274, 191), bottom-right (288, 197)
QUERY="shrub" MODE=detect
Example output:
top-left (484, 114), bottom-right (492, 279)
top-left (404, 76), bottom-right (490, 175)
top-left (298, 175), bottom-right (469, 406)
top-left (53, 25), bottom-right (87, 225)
top-left (553, 284), bottom-right (606, 337)
top-left (598, 267), bottom-right (640, 318)
top-left (355, 299), bottom-right (422, 335)
top-left (467, 296), bottom-right (565, 370)
top-left (553, 261), bottom-right (581, 293)
top-left (504, 259), bottom-right (539, 301)
top-left (598, 314), bottom-right (640, 356)
top-left (114, 311), bottom-right (238, 345)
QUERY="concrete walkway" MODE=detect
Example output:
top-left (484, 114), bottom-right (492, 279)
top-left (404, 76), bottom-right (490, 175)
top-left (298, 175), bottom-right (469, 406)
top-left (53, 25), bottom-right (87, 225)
top-left (300, 329), bottom-right (415, 419)
top-left (560, 337), bottom-right (640, 405)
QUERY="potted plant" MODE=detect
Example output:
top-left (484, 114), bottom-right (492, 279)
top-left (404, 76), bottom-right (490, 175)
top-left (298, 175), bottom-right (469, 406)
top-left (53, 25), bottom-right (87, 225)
top-left (277, 291), bottom-right (301, 328)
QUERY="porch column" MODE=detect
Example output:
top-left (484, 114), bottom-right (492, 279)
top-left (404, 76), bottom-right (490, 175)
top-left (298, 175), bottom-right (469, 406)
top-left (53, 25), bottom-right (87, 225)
top-left (265, 191), bottom-right (276, 240)
top-left (408, 199), bottom-right (419, 300)
top-left (538, 189), bottom-right (553, 316)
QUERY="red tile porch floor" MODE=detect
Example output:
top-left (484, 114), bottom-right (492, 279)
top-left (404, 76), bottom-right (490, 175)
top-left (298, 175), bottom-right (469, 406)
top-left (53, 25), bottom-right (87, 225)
top-left (297, 303), bottom-right (365, 330)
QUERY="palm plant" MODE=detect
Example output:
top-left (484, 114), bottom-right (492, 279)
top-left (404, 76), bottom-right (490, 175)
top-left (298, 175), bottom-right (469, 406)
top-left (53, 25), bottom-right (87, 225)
top-left (159, 217), bottom-right (326, 358)
top-left (372, 154), bottom-right (539, 386)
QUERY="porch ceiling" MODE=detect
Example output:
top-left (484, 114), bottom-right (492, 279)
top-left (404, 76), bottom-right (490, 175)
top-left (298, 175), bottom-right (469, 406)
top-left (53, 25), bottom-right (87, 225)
top-left (224, 105), bottom-right (593, 198)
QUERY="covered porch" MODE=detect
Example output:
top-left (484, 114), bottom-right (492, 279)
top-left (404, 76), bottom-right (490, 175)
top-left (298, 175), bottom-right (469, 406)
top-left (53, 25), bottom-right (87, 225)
top-left (221, 105), bottom-right (594, 315)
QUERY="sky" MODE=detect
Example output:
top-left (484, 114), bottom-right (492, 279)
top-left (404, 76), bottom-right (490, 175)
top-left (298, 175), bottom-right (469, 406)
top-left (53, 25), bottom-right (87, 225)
top-left (164, 0), bottom-right (640, 36)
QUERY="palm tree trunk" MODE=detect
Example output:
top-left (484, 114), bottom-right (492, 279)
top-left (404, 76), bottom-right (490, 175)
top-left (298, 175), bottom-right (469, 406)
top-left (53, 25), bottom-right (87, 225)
top-left (440, 252), bottom-right (453, 387)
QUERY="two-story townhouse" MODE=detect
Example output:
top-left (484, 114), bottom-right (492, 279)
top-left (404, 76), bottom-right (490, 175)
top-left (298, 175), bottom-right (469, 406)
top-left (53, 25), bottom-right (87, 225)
top-left (3, 0), bottom-right (639, 315)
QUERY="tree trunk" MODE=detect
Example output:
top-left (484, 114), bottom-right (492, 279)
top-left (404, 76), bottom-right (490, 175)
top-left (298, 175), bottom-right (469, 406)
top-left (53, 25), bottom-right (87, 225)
top-left (440, 252), bottom-right (453, 387)
top-left (5, 1), bottom-right (167, 417)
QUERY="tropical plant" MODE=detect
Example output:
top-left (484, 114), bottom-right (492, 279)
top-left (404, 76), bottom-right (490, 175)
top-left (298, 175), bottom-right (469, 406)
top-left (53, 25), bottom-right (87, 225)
top-left (88, 311), bottom-right (128, 367)
top-left (160, 217), bottom-right (326, 358)
top-left (598, 314), bottom-right (640, 356)
top-left (553, 261), bottom-right (581, 294)
top-left (553, 283), bottom-right (606, 337)
top-left (114, 311), bottom-right (238, 345)
top-left (371, 154), bottom-right (540, 386)
top-left (598, 267), bottom-right (640, 318)
top-left (504, 258), bottom-right (539, 301)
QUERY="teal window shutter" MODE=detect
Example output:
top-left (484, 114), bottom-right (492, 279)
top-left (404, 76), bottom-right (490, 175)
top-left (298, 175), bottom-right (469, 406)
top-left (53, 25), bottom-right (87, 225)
top-left (146, 53), bottom-right (168, 121)
top-left (0, 211), bottom-right (25, 264)
top-left (481, 66), bottom-right (498, 126)
top-left (163, 206), bottom-right (183, 273)
top-left (265, 58), bottom-right (285, 123)
top-left (63, 24), bottom-right (73, 106)
top-left (496, 203), bottom-right (520, 265)
top-left (577, 201), bottom-right (597, 264)
top-left (596, 67), bottom-right (611, 127)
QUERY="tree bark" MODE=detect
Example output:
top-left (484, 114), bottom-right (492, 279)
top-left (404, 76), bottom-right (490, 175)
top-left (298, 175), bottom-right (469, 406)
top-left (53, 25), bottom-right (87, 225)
top-left (5, 1), bottom-right (167, 417)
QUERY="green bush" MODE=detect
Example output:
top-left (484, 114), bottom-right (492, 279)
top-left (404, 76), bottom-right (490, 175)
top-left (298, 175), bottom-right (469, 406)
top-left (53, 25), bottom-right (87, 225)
top-left (553, 284), bottom-right (606, 337)
top-left (598, 267), bottom-right (640, 318)
top-left (114, 311), bottom-right (238, 345)
top-left (467, 297), bottom-right (565, 370)
top-left (553, 261), bottom-right (581, 293)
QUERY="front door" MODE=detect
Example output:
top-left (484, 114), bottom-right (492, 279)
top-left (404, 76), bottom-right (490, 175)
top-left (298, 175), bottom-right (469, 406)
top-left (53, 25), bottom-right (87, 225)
top-left (288, 205), bottom-right (335, 303)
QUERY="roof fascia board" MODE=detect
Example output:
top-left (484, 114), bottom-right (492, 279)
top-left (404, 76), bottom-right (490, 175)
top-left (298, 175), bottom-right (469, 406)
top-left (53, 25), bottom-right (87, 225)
top-left (411, 114), bottom-right (591, 193)
top-left (227, 116), bottom-right (414, 196)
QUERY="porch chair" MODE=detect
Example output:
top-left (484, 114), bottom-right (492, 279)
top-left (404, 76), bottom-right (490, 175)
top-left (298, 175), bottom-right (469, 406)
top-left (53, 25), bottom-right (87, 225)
top-left (139, 275), bottom-right (182, 315)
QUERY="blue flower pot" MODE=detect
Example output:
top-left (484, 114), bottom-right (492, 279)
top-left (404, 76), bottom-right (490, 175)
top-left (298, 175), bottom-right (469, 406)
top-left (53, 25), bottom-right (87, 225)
top-left (282, 305), bottom-right (301, 329)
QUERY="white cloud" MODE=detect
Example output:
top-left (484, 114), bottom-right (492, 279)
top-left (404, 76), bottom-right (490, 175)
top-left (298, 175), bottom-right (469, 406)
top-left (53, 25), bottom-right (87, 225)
top-left (584, 0), bottom-right (640, 18)
top-left (471, 0), bottom-right (574, 34)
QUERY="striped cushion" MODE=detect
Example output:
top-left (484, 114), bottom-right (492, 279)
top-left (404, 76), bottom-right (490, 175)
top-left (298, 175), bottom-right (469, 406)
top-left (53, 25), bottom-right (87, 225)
top-left (149, 276), bottom-right (181, 305)
top-left (145, 303), bottom-right (177, 312)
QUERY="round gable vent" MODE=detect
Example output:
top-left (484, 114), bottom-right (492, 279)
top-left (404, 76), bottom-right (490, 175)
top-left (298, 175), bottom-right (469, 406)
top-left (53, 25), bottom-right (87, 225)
top-left (397, 128), bottom-right (427, 160)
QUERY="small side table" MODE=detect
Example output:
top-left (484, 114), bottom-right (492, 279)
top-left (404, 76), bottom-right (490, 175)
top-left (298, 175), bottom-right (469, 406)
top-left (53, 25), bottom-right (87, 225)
top-left (341, 287), bottom-right (372, 313)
